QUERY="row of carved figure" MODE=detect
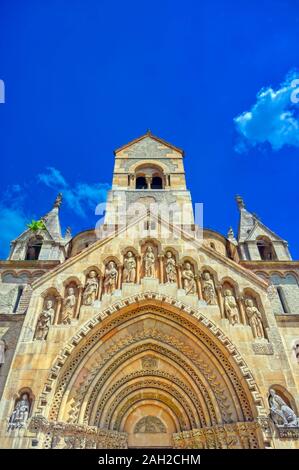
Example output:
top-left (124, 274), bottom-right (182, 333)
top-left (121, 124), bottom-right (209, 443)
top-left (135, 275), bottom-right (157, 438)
top-left (7, 388), bottom-right (299, 432)
top-left (34, 245), bottom-right (266, 340)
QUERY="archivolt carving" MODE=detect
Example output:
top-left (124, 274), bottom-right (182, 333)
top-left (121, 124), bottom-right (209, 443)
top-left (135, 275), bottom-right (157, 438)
top-left (96, 378), bottom-right (200, 430)
top-left (79, 343), bottom-right (217, 427)
top-left (36, 293), bottom-right (266, 425)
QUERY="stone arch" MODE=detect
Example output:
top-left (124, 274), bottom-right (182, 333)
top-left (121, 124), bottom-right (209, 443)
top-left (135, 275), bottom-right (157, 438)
top-left (34, 293), bottom-right (266, 448)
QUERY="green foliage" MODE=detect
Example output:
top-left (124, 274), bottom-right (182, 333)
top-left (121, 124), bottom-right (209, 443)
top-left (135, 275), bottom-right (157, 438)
top-left (27, 219), bottom-right (46, 232)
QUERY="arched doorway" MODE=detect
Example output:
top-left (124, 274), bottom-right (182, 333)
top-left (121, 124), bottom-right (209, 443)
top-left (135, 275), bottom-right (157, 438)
top-left (35, 296), bottom-right (266, 449)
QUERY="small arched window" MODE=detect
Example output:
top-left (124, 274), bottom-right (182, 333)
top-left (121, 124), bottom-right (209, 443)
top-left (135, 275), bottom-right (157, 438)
top-left (26, 236), bottom-right (43, 260)
top-left (257, 237), bottom-right (277, 261)
top-left (136, 176), bottom-right (147, 189)
top-left (151, 176), bottom-right (163, 189)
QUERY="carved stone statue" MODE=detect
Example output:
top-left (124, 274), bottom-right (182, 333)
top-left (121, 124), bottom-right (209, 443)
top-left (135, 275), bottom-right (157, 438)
top-left (182, 262), bottom-right (196, 295)
top-left (103, 261), bottom-right (118, 294)
top-left (61, 287), bottom-right (76, 324)
top-left (165, 251), bottom-right (177, 284)
top-left (245, 298), bottom-right (264, 339)
top-left (202, 272), bottom-right (217, 305)
top-left (143, 246), bottom-right (156, 278)
top-left (269, 389), bottom-right (299, 427)
top-left (223, 289), bottom-right (240, 325)
top-left (123, 252), bottom-right (136, 283)
top-left (82, 271), bottom-right (99, 305)
top-left (35, 299), bottom-right (54, 340)
top-left (8, 393), bottom-right (30, 430)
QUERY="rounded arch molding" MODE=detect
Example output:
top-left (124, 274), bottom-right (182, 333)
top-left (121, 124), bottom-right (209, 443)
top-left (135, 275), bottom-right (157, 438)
top-left (34, 292), bottom-right (267, 448)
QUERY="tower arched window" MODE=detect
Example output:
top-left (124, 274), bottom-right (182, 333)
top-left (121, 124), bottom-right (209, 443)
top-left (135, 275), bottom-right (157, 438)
top-left (25, 236), bottom-right (43, 260)
top-left (136, 176), bottom-right (147, 189)
top-left (151, 176), bottom-right (163, 189)
top-left (135, 164), bottom-right (164, 190)
top-left (257, 236), bottom-right (277, 261)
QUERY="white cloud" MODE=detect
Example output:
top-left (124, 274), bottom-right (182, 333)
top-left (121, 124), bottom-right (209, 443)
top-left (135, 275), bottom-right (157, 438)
top-left (234, 71), bottom-right (299, 152)
top-left (38, 167), bottom-right (110, 217)
top-left (0, 186), bottom-right (29, 258)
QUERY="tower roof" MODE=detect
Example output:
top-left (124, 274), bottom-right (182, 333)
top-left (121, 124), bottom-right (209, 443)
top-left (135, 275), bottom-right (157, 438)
top-left (113, 130), bottom-right (185, 156)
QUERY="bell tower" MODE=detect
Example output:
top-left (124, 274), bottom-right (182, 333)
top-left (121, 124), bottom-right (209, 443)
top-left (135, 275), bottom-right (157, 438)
top-left (102, 131), bottom-right (195, 233)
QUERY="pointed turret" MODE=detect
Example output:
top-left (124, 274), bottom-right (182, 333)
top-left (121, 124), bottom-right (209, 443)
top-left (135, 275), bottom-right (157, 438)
top-left (8, 193), bottom-right (69, 262)
top-left (41, 193), bottom-right (63, 241)
top-left (235, 195), bottom-right (291, 261)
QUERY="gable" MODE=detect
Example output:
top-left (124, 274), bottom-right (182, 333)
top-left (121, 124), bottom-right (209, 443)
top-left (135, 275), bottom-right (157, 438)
top-left (245, 220), bottom-right (285, 242)
top-left (115, 135), bottom-right (183, 159)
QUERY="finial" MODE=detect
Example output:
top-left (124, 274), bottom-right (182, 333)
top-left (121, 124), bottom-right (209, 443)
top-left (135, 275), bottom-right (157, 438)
top-left (65, 226), bottom-right (72, 238)
top-left (227, 227), bottom-right (235, 238)
top-left (146, 128), bottom-right (151, 135)
top-left (54, 192), bottom-right (63, 208)
top-left (235, 195), bottom-right (245, 209)
top-left (227, 226), bottom-right (238, 245)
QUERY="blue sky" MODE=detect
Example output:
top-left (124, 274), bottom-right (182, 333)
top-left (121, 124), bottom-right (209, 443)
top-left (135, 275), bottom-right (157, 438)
top-left (0, 0), bottom-right (299, 258)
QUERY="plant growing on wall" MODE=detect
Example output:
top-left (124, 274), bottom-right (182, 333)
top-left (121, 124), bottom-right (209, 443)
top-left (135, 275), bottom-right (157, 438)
top-left (27, 219), bottom-right (46, 232)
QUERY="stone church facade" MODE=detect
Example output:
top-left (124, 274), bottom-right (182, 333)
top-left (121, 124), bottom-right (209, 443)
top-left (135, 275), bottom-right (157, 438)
top-left (0, 132), bottom-right (299, 449)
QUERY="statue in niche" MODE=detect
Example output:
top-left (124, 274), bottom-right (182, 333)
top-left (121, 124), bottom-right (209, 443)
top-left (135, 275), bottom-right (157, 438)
top-left (182, 262), bottom-right (196, 295)
top-left (165, 251), bottom-right (177, 284)
top-left (143, 245), bottom-right (156, 278)
top-left (8, 393), bottom-right (30, 430)
top-left (103, 261), bottom-right (118, 294)
top-left (82, 271), bottom-right (99, 305)
top-left (269, 389), bottom-right (299, 427)
top-left (34, 298), bottom-right (54, 340)
top-left (223, 289), bottom-right (240, 325)
top-left (123, 251), bottom-right (136, 283)
top-left (245, 298), bottom-right (265, 339)
top-left (61, 287), bottom-right (77, 324)
top-left (202, 272), bottom-right (217, 305)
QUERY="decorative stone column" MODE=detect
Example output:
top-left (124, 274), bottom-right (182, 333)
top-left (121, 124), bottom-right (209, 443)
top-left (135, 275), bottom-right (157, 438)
top-left (177, 264), bottom-right (182, 289)
top-left (136, 256), bottom-right (141, 284)
top-left (55, 297), bottom-right (62, 324)
top-left (97, 276), bottom-right (102, 301)
top-left (237, 296), bottom-right (246, 324)
top-left (158, 255), bottom-right (164, 284)
top-left (75, 287), bottom-right (83, 319)
top-left (145, 175), bottom-right (152, 189)
top-left (216, 285), bottom-right (224, 318)
top-left (117, 265), bottom-right (122, 290)
top-left (196, 276), bottom-right (203, 300)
